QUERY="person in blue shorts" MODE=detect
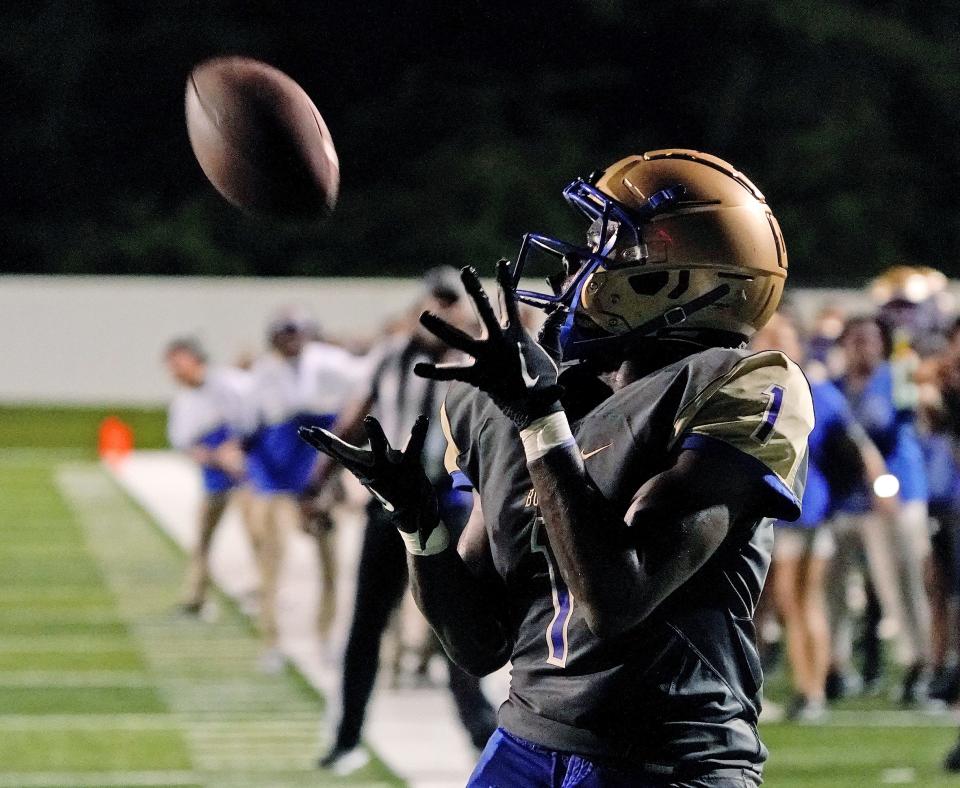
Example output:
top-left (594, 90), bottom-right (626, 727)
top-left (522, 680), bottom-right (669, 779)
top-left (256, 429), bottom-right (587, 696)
top-left (244, 310), bottom-right (366, 672)
top-left (165, 337), bottom-right (250, 616)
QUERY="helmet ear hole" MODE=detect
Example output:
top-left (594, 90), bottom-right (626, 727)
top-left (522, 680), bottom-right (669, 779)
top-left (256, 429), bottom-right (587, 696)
top-left (628, 271), bottom-right (670, 295)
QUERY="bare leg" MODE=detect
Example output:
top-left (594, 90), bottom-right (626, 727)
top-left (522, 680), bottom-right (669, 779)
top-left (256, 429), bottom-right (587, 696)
top-left (182, 491), bottom-right (230, 608)
top-left (893, 501), bottom-right (932, 666)
top-left (245, 493), bottom-right (284, 648)
top-left (803, 552), bottom-right (831, 703)
top-left (826, 517), bottom-right (859, 674)
top-left (774, 554), bottom-right (812, 697)
top-left (316, 526), bottom-right (338, 639)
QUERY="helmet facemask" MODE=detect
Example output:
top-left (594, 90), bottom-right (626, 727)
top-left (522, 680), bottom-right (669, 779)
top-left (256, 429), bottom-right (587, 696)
top-left (509, 179), bottom-right (729, 362)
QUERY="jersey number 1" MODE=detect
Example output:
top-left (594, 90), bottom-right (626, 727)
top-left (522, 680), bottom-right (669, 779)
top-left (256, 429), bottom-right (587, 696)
top-left (531, 519), bottom-right (573, 667)
top-left (753, 384), bottom-right (785, 445)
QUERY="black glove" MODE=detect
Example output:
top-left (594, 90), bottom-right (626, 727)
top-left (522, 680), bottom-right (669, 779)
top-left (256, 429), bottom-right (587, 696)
top-left (536, 305), bottom-right (569, 365)
top-left (298, 416), bottom-right (443, 553)
top-left (415, 260), bottom-right (563, 429)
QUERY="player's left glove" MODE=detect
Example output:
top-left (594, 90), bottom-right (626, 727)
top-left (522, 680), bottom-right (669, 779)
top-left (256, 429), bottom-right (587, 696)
top-left (415, 260), bottom-right (563, 430)
top-left (298, 416), bottom-right (448, 556)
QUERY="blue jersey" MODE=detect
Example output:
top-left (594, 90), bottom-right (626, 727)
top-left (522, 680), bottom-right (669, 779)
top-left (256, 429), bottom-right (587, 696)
top-left (835, 362), bottom-right (927, 511)
top-left (923, 432), bottom-right (958, 509)
top-left (245, 342), bottom-right (366, 495)
top-left (784, 380), bottom-right (854, 528)
top-left (246, 412), bottom-right (337, 494)
top-left (167, 367), bottom-right (251, 494)
top-left (196, 425), bottom-right (235, 493)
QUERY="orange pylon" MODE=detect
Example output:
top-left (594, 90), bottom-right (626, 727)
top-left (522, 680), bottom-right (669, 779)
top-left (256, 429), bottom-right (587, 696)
top-left (98, 416), bottom-right (133, 465)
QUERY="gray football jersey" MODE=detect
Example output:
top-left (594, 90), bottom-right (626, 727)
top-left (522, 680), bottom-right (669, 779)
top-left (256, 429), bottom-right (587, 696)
top-left (440, 346), bottom-right (813, 774)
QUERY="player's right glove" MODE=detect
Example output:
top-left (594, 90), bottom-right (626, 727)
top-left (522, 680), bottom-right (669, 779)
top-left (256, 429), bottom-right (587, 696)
top-left (298, 416), bottom-right (449, 556)
top-left (415, 260), bottom-right (563, 430)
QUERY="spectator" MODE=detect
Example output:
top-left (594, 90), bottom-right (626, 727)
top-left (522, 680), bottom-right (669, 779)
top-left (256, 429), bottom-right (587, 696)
top-left (244, 309), bottom-right (365, 672)
top-left (754, 314), bottom-right (882, 720)
top-left (876, 269), bottom-right (959, 705)
top-left (917, 319), bottom-right (960, 704)
top-left (829, 315), bottom-right (931, 703)
top-left (164, 337), bottom-right (250, 616)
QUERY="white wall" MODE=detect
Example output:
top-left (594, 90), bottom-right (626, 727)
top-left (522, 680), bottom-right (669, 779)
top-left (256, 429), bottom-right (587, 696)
top-left (0, 275), bottom-right (874, 406)
top-left (0, 276), bottom-right (426, 406)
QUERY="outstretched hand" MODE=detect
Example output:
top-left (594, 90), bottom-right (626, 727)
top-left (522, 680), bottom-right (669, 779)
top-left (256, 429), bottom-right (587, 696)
top-left (298, 415), bottom-right (442, 552)
top-left (414, 260), bottom-right (563, 429)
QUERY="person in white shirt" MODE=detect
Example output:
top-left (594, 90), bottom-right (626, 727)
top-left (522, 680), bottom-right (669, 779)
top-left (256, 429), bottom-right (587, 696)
top-left (243, 309), bottom-right (367, 672)
top-left (164, 338), bottom-right (251, 615)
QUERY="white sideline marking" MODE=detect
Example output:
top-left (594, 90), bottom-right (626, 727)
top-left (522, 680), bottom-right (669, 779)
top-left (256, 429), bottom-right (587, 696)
top-left (792, 710), bottom-right (960, 727)
top-left (0, 714), bottom-right (181, 730)
top-left (881, 768), bottom-right (917, 784)
top-left (0, 772), bottom-right (200, 787)
top-left (0, 671), bottom-right (151, 687)
top-left (0, 637), bottom-right (146, 652)
top-left (0, 773), bottom-right (394, 788)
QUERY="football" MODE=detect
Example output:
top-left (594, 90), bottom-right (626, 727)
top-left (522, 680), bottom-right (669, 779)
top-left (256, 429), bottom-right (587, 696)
top-left (185, 56), bottom-right (339, 220)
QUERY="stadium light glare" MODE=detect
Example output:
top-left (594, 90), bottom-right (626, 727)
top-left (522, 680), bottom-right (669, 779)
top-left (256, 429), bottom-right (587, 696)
top-left (873, 473), bottom-right (900, 499)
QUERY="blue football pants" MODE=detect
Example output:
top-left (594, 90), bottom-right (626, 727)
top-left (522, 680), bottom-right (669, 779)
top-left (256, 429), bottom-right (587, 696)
top-left (467, 728), bottom-right (762, 788)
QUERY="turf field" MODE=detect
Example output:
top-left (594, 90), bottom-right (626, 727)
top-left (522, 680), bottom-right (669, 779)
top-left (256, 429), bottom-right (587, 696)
top-left (0, 446), bottom-right (400, 787)
top-left (1, 406), bottom-right (958, 786)
top-left (0, 405), bottom-right (167, 453)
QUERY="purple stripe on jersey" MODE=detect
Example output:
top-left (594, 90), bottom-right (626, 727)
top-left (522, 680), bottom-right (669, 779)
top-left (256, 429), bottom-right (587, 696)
top-left (450, 469), bottom-right (474, 492)
top-left (754, 384), bottom-right (784, 444)
top-left (550, 586), bottom-right (571, 660)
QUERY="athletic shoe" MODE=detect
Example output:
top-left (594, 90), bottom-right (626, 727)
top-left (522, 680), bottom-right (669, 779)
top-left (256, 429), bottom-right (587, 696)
top-left (944, 736), bottom-right (960, 772)
top-left (899, 662), bottom-right (928, 706)
top-left (257, 647), bottom-right (286, 675)
top-left (797, 698), bottom-right (827, 723)
top-left (318, 745), bottom-right (370, 775)
top-left (785, 694), bottom-right (827, 723)
top-left (929, 665), bottom-right (960, 704)
top-left (825, 669), bottom-right (862, 701)
top-left (176, 601), bottom-right (204, 617)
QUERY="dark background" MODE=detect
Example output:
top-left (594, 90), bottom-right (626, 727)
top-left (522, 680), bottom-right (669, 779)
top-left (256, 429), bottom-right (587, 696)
top-left (2, 0), bottom-right (958, 284)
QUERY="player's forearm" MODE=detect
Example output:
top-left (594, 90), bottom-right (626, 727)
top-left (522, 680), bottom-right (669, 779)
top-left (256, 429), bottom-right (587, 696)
top-left (527, 447), bottom-right (650, 637)
top-left (407, 550), bottom-right (512, 676)
top-left (529, 444), bottom-right (731, 639)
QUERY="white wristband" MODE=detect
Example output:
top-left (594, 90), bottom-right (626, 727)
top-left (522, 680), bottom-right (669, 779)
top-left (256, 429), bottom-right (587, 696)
top-left (520, 412), bottom-right (576, 461)
top-left (400, 523), bottom-right (450, 556)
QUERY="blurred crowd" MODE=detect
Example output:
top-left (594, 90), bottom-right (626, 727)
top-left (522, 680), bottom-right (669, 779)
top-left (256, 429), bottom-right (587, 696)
top-left (162, 263), bottom-right (960, 771)
top-left (754, 265), bottom-right (960, 727)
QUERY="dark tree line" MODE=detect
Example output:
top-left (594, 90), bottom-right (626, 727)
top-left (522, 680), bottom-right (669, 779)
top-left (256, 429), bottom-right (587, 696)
top-left (2, 0), bottom-right (958, 284)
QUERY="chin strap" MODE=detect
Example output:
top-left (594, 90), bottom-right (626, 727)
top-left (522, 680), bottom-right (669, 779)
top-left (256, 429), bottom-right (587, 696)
top-left (567, 283), bottom-right (731, 358)
top-left (632, 283), bottom-right (731, 335)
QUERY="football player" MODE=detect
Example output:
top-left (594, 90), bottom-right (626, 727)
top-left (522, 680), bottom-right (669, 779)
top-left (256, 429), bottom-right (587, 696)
top-left (302, 151), bottom-right (813, 786)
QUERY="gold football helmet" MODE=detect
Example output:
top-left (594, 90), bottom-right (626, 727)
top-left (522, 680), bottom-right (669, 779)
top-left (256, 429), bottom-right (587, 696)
top-left (870, 264), bottom-right (953, 347)
top-left (870, 264), bottom-right (947, 306)
top-left (510, 149), bottom-right (788, 360)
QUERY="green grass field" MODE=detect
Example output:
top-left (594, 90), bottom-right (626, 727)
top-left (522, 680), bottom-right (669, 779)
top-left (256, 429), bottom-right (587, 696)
top-left (0, 405), bottom-right (167, 453)
top-left (0, 406), bottom-right (957, 786)
top-left (0, 444), bottom-right (401, 787)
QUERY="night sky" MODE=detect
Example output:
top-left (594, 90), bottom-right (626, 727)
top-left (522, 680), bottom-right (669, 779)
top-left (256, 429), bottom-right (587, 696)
top-left (2, 1), bottom-right (958, 284)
